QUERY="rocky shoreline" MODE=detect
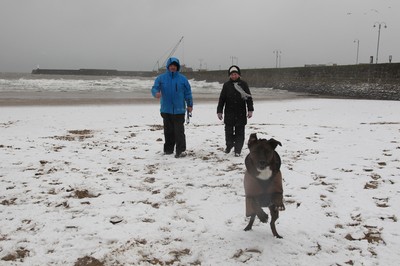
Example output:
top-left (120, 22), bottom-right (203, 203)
top-left (274, 82), bottom-right (400, 101)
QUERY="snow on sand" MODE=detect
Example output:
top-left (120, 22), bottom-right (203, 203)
top-left (1, 98), bottom-right (399, 265)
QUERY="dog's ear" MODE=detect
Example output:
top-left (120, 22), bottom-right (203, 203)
top-left (268, 138), bottom-right (282, 149)
top-left (248, 133), bottom-right (258, 148)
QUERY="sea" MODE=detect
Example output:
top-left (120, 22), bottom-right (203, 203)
top-left (0, 72), bottom-right (291, 103)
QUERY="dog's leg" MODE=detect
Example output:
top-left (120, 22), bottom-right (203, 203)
top-left (252, 198), bottom-right (269, 223)
top-left (272, 193), bottom-right (285, 211)
top-left (244, 198), bottom-right (269, 231)
top-left (269, 206), bottom-right (282, 238)
top-left (244, 215), bottom-right (256, 231)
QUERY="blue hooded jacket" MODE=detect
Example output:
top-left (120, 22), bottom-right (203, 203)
top-left (151, 57), bottom-right (193, 114)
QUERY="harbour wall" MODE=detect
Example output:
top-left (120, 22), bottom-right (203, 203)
top-left (185, 63), bottom-right (400, 101)
top-left (31, 68), bottom-right (155, 77)
top-left (32, 63), bottom-right (400, 100)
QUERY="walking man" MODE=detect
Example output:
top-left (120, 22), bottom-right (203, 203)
top-left (151, 57), bottom-right (193, 158)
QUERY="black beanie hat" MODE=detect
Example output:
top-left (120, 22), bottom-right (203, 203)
top-left (228, 65), bottom-right (241, 76)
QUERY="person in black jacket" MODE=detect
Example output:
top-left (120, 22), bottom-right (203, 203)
top-left (217, 65), bottom-right (254, 157)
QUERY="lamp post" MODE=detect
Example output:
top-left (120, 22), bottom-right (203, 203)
top-left (273, 50), bottom-right (281, 68)
top-left (230, 56), bottom-right (238, 65)
top-left (353, 39), bottom-right (359, 65)
top-left (373, 22), bottom-right (387, 64)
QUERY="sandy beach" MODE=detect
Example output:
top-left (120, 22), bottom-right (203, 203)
top-left (0, 89), bottom-right (314, 106)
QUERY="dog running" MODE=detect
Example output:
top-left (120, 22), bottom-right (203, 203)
top-left (243, 133), bottom-right (285, 238)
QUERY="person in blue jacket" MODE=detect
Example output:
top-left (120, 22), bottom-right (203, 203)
top-left (151, 57), bottom-right (193, 158)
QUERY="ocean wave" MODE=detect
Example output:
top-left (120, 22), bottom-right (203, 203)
top-left (0, 74), bottom-right (273, 97)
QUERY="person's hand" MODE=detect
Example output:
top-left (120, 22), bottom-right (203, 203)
top-left (187, 106), bottom-right (193, 113)
top-left (247, 111), bottom-right (253, 118)
top-left (155, 92), bottom-right (161, 98)
top-left (217, 113), bottom-right (223, 120)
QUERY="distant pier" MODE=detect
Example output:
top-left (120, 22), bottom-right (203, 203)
top-left (32, 68), bottom-right (155, 77)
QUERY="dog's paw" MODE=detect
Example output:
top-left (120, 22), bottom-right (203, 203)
top-left (276, 205), bottom-right (286, 211)
top-left (244, 225), bottom-right (252, 231)
top-left (272, 198), bottom-right (285, 211)
top-left (275, 204), bottom-right (285, 211)
top-left (257, 212), bottom-right (269, 223)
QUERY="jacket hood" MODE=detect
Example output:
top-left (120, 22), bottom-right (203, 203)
top-left (166, 57), bottom-right (181, 72)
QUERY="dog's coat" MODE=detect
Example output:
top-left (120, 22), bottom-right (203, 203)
top-left (243, 133), bottom-right (285, 238)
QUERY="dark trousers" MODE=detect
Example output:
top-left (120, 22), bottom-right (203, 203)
top-left (225, 124), bottom-right (245, 154)
top-left (161, 113), bottom-right (186, 154)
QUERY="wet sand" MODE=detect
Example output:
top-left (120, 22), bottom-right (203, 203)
top-left (0, 90), bottom-right (315, 106)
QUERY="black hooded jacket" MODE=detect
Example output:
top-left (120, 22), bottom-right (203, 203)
top-left (217, 78), bottom-right (254, 126)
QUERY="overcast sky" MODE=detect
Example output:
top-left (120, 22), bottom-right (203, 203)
top-left (1, 0), bottom-right (399, 73)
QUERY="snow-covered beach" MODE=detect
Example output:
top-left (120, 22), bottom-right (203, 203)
top-left (1, 76), bottom-right (399, 265)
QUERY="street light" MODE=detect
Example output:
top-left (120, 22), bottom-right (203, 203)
top-left (273, 50), bottom-right (281, 68)
top-left (373, 22), bottom-right (387, 64)
top-left (230, 56), bottom-right (238, 65)
top-left (353, 39), bottom-right (359, 65)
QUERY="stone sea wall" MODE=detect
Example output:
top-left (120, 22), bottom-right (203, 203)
top-left (185, 63), bottom-right (400, 101)
top-left (32, 68), bottom-right (155, 77)
top-left (32, 63), bottom-right (400, 100)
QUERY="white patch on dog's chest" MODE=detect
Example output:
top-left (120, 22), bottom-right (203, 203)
top-left (256, 167), bottom-right (273, 180)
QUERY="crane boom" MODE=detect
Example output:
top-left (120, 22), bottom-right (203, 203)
top-left (165, 36), bottom-right (184, 64)
top-left (153, 36), bottom-right (184, 72)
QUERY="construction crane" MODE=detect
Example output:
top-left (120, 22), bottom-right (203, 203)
top-left (153, 36), bottom-right (184, 72)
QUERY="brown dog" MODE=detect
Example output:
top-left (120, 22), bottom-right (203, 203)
top-left (243, 133), bottom-right (285, 238)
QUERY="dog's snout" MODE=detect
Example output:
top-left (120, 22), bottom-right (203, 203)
top-left (258, 160), bottom-right (267, 169)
